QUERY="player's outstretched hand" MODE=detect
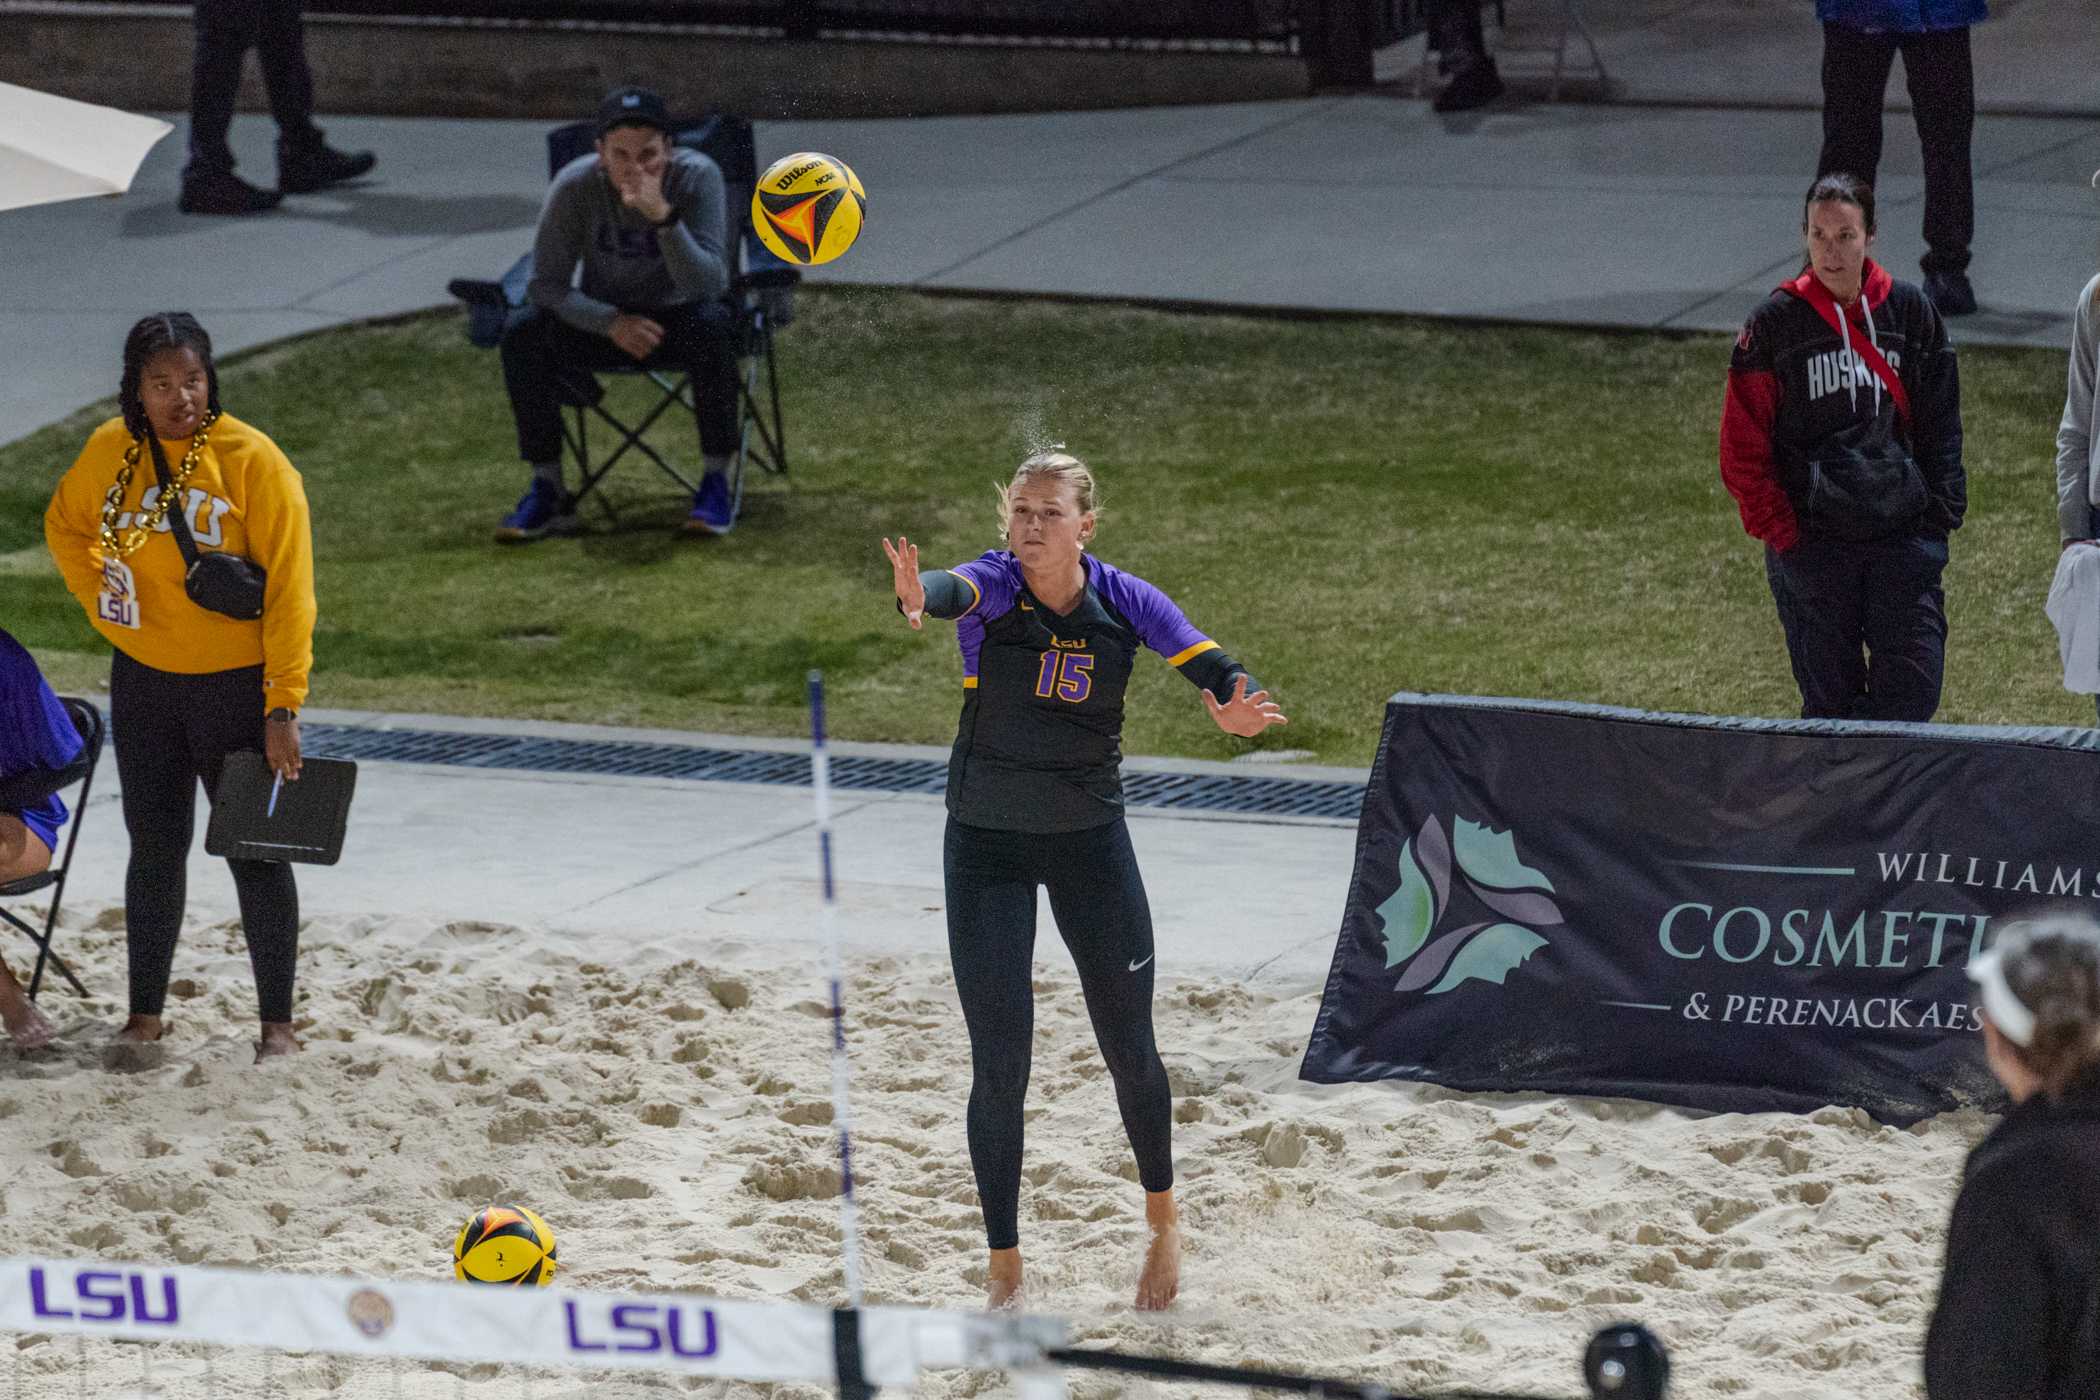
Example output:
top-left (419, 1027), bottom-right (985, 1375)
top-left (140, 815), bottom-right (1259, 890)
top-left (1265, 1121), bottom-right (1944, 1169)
top-left (1204, 674), bottom-right (1288, 738)
top-left (882, 536), bottom-right (925, 629)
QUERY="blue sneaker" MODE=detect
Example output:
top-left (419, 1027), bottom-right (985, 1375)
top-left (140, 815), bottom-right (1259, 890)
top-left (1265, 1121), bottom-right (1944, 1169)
top-left (495, 478), bottom-right (576, 542)
top-left (684, 470), bottom-right (735, 535)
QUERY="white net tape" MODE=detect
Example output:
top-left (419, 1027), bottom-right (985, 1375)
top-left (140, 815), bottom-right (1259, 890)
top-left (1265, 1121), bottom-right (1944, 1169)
top-left (0, 1257), bottom-right (1065, 1392)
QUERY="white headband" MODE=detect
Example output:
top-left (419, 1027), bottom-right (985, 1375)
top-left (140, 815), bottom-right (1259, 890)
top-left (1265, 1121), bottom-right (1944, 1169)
top-left (1969, 948), bottom-right (2037, 1047)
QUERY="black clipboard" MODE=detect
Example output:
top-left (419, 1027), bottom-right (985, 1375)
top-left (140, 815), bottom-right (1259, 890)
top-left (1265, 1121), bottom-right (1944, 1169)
top-left (204, 751), bottom-right (356, 865)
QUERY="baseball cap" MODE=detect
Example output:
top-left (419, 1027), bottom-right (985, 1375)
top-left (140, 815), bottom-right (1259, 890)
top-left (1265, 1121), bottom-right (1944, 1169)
top-left (596, 86), bottom-right (673, 138)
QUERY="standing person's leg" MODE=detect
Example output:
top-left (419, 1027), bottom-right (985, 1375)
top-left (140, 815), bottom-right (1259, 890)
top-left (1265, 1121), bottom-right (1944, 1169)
top-left (1041, 818), bottom-right (1179, 1311)
top-left (1817, 23), bottom-right (1898, 188)
top-left (1428, 0), bottom-right (1503, 113)
top-left (110, 652), bottom-right (199, 1042)
top-left (181, 0), bottom-right (283, 215)
top-left (653, 301), bottom-right (743, 532)
top-left (1861, 533), bottom-right (1950, 721)
top-left (186, 665), bottom-right (301, 1058)
top-left (1900, 27), bottom-right (1978, 313)
top-left (0, 815), bottom-right (58, 1049)
top-left (1766, 539), bottom-right (1872, 719)
top-left (943, 819), bottom-right (1040, 1307)
top-left (260, 0), bottom-right (378, 195)
top-left (494, 308), bottom-right (623, 540)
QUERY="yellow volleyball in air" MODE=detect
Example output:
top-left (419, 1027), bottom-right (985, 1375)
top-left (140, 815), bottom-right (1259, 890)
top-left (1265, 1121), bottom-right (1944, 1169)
top-left (752, 152), bottom-right (866, 266)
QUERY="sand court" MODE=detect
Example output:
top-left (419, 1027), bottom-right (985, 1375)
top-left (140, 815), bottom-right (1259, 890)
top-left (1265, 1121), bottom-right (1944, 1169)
top-left (0, 714), bottom-right (1995, 1396)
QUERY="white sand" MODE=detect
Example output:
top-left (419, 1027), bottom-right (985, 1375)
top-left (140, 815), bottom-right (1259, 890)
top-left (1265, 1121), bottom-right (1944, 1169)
top-left (0, 902), bottom-right (1991, 1398)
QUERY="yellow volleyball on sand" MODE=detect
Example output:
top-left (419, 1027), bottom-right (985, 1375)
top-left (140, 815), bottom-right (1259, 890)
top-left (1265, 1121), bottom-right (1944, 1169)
top-left (752, 152), bottom-right (866, 266)
top-left (452, 1205), bottom-right (557, 1286)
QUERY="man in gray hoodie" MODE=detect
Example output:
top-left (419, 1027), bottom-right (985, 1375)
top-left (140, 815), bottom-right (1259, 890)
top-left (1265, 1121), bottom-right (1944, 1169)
top-left (497, 86), bottom-right (738, 540)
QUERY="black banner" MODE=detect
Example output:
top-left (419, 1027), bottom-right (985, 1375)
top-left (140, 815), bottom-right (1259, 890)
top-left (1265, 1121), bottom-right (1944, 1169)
top-left (1301, 694), bottom-right (2100, 1124)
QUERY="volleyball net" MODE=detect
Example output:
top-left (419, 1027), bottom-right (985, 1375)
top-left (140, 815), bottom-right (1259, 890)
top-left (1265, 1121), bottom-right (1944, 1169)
top-left (0, 1254), bottom-right (1669, 1399)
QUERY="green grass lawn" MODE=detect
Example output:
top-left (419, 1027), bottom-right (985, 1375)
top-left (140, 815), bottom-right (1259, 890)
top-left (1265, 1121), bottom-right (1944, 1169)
top-left (0, 289), bottom-right (2078, 767)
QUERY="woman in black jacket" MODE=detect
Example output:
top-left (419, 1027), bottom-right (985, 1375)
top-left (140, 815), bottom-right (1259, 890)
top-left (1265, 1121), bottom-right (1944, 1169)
top-left (1720, 172), bottom-right (1965, 722)
top-left (1927, 916), bottom-right (2100, 1399)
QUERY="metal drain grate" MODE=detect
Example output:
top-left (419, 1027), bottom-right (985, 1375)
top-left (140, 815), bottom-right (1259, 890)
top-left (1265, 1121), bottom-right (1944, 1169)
top-left (301, 723), bottom-right (1363, 821)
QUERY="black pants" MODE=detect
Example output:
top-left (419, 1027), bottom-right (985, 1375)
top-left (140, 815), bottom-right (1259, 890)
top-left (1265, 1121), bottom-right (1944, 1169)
top-left (186, 0), bottom-right (323, 179)
top-left (111, 652), bottom-right (300, 1022)
top-left (1817, 22), bottom-right (1975, 276)
top-left (499, 303), bottom-right (740, 468)
top-left (944, 816), bottom-right (1174, 1251)
top-left (1426, 0), bottom-right (1489, 68)
top-left (1765, 532), bottom-right (1949, 722)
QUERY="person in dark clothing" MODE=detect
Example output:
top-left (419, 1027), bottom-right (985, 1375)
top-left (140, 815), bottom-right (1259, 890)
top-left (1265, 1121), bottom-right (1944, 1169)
top-left (882, 449), bottom-right (1286, 1313)
top-left (1427, 0), bottom-right (1504, 112)
top-left (179, 0), bottom-right (376, 215)
top-left (1720, 172), bottom-right (1965, 721)
top-left (1926, 914), bottom-right (2100, 1400)
top-left (495, 86), bottom-right (739, 541)
top-left (1815, 0), bottom-right (1985, 316)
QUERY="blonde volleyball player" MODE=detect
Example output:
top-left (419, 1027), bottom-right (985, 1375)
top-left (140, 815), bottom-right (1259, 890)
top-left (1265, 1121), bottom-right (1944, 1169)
top-left (881, 450), bottom-right (1286, 1311)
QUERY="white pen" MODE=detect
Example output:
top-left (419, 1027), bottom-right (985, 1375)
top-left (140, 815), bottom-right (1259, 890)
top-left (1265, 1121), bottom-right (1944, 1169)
top-left (267, 770), bottom-right (283, 818)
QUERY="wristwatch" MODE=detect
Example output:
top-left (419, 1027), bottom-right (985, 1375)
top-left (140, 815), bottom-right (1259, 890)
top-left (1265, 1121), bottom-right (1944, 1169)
top-left (266, 707), bottom-right (297, 724)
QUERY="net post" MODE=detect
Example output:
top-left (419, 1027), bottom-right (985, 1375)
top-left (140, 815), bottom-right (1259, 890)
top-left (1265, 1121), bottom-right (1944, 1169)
top-left (831, 1307), bottom-right (875, 1400)
top-left (809, 670), bottom-right (867, 1309)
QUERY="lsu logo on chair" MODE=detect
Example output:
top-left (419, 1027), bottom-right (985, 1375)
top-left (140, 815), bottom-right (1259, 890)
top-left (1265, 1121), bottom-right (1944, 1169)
top-left (752, 152), bottom-right (866, 267)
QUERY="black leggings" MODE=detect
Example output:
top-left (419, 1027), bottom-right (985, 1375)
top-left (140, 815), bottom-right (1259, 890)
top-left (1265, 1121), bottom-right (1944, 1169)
top-left (944, 816), bottom-right (1174, 1251)
top-left (111, 652), bottom-right (299, 1023)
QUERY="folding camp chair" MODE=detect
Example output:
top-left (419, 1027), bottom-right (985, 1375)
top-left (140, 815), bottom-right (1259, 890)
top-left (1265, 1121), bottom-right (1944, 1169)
top-left (449, 112), bottom-right (797, 531)
top-left (0, 696), bottom-right (103, 1000)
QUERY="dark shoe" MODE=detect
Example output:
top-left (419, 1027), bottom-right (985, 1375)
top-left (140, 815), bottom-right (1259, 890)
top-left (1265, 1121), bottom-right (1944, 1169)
top-left (495, 478), bottom-right (577, 542)
top-left (178, 169), bottom-right (282, 216)
top-left (683, 470), bottom-right (736, 535)
top-left (1923, 269), bottom-right (1977, 318)
top-left (278, 142), bottom-right (376, 195)
top-left (1434, 59), bottom-right (1505, 113)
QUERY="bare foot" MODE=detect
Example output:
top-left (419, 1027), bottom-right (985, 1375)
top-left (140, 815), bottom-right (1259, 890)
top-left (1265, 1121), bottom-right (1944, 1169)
top-left (1, 993), bottom-right (55, 1051)
top-left (104, 1015), bottom-right (166, 1072)
top-left (1135, 1189), bottom-right (1180, 1312)
top-left (255, 1022), bottom-right (302, 1061)
top-left (116, 1014), bottom-right (164, 1044)
top-left (985, 1246), bottom-right (1023, 1311)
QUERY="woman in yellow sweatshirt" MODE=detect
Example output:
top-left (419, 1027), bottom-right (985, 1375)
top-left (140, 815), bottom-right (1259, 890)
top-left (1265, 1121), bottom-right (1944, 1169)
top-left (44, 312), bottom-right (316, 1061)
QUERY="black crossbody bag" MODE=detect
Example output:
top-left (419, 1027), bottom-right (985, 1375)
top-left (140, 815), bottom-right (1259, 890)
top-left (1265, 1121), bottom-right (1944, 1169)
top-left (149, 445), bottom-right (267, 621)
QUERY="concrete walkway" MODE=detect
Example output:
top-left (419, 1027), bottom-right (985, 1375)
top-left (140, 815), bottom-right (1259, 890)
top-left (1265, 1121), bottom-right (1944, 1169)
top-left (3, 17), bottom-right (2096, 439)
top-left (35, 708), bottom-right (1364, 996)
top-left (1514, 0), bottom-right (2100, 118)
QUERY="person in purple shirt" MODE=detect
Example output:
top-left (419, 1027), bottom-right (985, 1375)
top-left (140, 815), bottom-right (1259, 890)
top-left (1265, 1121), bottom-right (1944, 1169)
top-left (0, 630), bottom-right (87, 1050)
top-left (882, 449), bottom-right (1286, 1312)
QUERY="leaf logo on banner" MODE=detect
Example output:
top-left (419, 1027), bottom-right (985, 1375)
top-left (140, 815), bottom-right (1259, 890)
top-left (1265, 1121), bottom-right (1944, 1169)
top-left (1375, 815), bottom-right (1563, 995)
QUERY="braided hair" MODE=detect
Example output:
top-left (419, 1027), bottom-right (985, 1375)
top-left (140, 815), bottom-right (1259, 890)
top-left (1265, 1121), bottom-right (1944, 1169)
top-left (117, 312), bottom-right (222, 480)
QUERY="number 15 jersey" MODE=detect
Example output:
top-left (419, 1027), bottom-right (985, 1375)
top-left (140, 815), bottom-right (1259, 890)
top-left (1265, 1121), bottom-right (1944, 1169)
top-left (933, 550), bottom-right (1245, 834)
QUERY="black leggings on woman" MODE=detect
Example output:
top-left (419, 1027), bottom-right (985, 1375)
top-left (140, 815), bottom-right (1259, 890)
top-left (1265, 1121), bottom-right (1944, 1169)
top-left (111, 652), bottom-right (299, 1023)
top-left (944, 816), bottom-right (1174, 1251)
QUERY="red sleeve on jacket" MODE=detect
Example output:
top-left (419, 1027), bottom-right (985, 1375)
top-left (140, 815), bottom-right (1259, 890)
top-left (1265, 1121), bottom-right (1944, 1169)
top-left (1720, 365), bottom-right (1797, 552)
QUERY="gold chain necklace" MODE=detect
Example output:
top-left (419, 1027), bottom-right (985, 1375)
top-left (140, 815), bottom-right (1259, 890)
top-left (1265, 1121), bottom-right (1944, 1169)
top-left (96, 411), bottom-right (220, 559)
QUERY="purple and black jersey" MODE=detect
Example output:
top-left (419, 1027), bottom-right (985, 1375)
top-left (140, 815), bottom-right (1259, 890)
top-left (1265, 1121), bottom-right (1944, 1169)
top-left (933, 551), bottom-right (1243, 833)
top-left (0, 629), bottom-right (85, 854)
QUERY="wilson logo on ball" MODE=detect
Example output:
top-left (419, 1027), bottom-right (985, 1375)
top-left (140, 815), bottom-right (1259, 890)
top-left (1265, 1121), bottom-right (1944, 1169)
top-left (752, 151), bottom-right (865, 267)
